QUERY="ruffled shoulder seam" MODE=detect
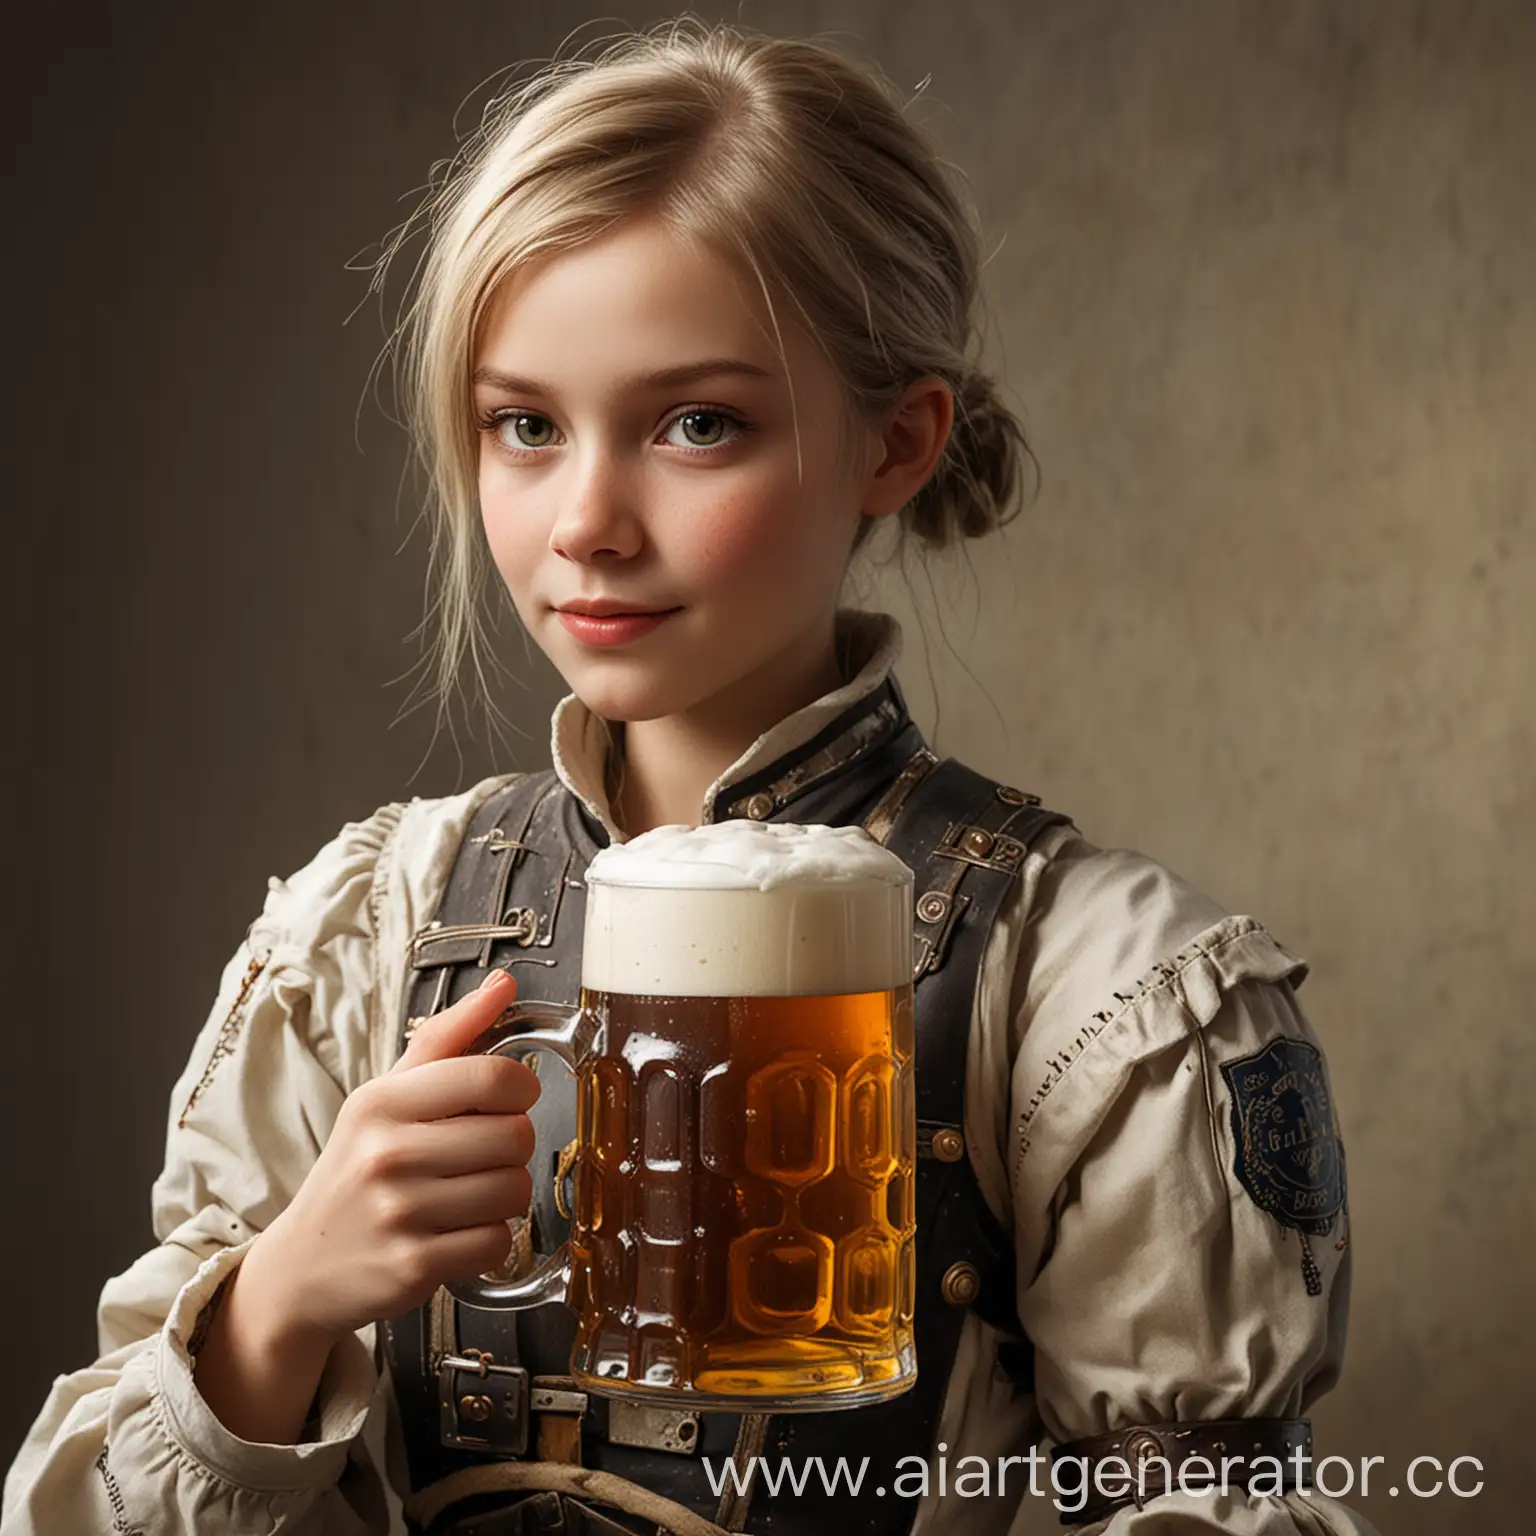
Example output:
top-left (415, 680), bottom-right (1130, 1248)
top-left (364, 799), bottom-right (411, 957)
top-left (1013, 914), bottom-right (1307, 1167)
top-left (178, 802), bottom-right (411, 1127)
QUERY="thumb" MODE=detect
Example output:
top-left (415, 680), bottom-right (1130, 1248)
top-left (392, 968), bottom-right (518, 1072)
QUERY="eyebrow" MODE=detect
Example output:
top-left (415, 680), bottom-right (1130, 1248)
top-left (470, 357), bottom-right (777, 395)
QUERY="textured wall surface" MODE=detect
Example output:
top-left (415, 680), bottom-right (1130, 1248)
top-left (3, 3), bottom-right (1530, 1531)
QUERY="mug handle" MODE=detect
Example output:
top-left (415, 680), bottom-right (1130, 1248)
top-left (444, 997), bottom-right (598, 1310)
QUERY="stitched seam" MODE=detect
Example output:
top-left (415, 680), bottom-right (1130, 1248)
top-left (94, 1446), bottom-right (143, 1535)
top-left (1194, 1017), bottom-right (1226, 1185)
top-left (176, 951), bottom-right (270, 1129)
top-left (365, 802), bottom-right (408, 967)
top-left (1013, 916), bottom-right (1272, 1160)
top-left (148, 1388), bottom-right (327, 1498)
top-left (366, 802), bottom-right (409, 1076)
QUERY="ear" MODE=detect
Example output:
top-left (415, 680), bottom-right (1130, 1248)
top-left (857, 377), bottom-right (956, 520)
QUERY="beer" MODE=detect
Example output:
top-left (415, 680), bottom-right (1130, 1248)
top-left (569, 822), bottom-right (916, 1410)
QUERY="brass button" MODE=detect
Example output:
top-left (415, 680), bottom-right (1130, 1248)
top-left (1123, 1428), bottom-right (1165, 1467)
top-left (459, 1393), bottom-right (494, 1423)
top-left (996, 785), bottom-right (1040, 807)
top-left (741, 792), bottom-right (775, 821)
top-left (962, 827), bottom-right (995, 857)
top-left (917, 891), bottom-right (949, 924)
top-left (931, 1127), bottom-right (965, 1162)
top-left (940, 1261), bottom-right (980, 1306)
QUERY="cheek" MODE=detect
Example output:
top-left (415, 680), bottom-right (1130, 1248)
top-left (679, 473), bottom-right (832, 585)
top-left (685, 497), bottom-right (783, 575)
top-left (479, 477), bottom-right (537, 585)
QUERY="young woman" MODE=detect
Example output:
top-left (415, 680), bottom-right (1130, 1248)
top-left (3, 20), bottom-right (1372, 1536)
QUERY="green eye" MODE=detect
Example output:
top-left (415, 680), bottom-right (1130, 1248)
top-left (506, 413), bottom-right (556, 449)
top-left (670, 410), bottom-right (734, 448)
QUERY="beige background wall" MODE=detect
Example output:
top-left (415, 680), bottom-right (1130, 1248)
top-left (3, 3), bottom-right (1529, 1532)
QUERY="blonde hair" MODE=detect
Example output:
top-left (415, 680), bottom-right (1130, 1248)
top-left (371, 16), bottom-right (1037, 725)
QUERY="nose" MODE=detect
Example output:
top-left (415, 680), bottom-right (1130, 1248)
top-left (548, 448), bottom-right (645, 565)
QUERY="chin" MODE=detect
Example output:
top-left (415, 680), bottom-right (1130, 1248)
top-left (561, 666), bottom-right (709, 725)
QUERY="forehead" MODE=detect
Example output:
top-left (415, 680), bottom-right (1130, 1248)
top-left (473, 218), bottom-right (820, 389)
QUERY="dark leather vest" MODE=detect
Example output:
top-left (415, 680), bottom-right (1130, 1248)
top-left (380, 678), bottom-right (1073, 1535)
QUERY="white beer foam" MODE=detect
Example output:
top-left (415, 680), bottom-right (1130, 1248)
top-left (582, 821), bottom-right (913, 997)
top-left (586, 819), bottom-right (911, 890)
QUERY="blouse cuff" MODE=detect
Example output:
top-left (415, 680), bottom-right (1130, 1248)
top-left (153, 1242), bottom-right (377, 1492)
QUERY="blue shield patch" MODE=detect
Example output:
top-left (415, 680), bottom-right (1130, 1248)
top-left (1220, 1036), bottom-right (1346, 1236)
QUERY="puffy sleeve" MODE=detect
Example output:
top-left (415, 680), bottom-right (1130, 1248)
top-left (1007, 835), bottom-right (1376, 1534)
top-left (1, 804), bottom-right (407, 1536)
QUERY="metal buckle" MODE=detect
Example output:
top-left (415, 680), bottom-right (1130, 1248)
top-left (501, 907), bottom-right (539, 945)
top-left (438, 1349), bottom-right (530, 1455)
top-left (934, 822), bottom-right (1026, 873)
top-left (912, 888), bottom-right (970, 978)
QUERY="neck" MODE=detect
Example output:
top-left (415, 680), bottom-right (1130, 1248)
top-left (609, 618), bottom-right (847, 836)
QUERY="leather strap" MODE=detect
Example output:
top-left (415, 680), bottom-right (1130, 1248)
top-left (1051, 1417), bottom-right (1313, 1525)
top-left (384, 773), bottom-right (588, 1492)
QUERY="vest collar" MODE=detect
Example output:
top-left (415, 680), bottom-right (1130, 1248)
top-left (549, 609), bottom-right (913, 843)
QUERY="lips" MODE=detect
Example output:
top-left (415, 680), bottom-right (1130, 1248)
top-left (554, 604), bottom-right (681, 648)
top-left (557, 600), bottom-right (676, 617)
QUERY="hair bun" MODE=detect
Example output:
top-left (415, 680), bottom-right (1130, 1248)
top-left (900, 370), bottom-right (1038, 551)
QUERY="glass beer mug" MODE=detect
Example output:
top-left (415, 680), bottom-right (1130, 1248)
top-left (448, 820), bottom-right (917, 1412)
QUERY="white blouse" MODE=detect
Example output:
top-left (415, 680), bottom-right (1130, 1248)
top-left (1, 611), bottom-right (1375, 1536)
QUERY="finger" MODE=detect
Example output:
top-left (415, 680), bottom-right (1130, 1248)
top-left (411, 1167), bottom-right (533, 1232)
top-left (393, 969), bottom-right (519, 1072)
top-left (429, 1222), bottom-right (519, 1283)
top-left (380, 1052), bottom-right (541, 1122)
top-left (392, 1114), bottom-right (536, 1177)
